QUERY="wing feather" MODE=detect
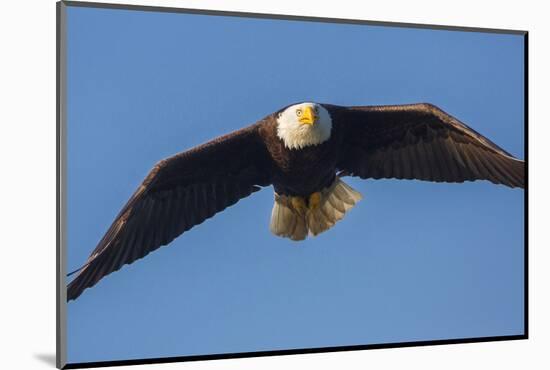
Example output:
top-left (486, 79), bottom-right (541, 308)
top-left (416, 139), bottom-right (433, 181)
top-left (399, 142), bottom-right (412, 179)
top-left (67, 123), bottom-right (272, 301)
top-left (329, 103), bottom-right (524, 188)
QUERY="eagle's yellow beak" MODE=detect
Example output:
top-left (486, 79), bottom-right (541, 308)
top-left (299, 106), bottom-right (317, 125)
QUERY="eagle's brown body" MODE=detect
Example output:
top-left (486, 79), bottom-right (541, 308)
top-left (258, 115), bottom-right (340, 197)
top-left (67, 102), bottom-right (524, 301)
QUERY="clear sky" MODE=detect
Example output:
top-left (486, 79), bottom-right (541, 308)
top-left (66, 5), bottom-right (525, 364)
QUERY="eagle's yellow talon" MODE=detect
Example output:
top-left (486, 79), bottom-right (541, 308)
top-left (309, 192), bottom-right (322, 210)
top-left (290, 196), bottom-right (307, 216)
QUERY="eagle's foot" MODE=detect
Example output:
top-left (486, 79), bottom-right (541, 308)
top-left (290, 196), bottom-right (308, 216)
top-left (270, 178), bottom-right (362, 241)
top-left (308, 192), bottom-right (322, 210)
top-left (305, 178), bottom-right (363, 237)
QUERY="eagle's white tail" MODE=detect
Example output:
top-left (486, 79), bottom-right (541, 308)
top-left (269, 193), bottom-right (309, 241)
top-left (269, 177), bottom-right (362, 241)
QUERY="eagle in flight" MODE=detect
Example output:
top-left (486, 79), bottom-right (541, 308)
top-left (67, 102), bottom-right (524, 301)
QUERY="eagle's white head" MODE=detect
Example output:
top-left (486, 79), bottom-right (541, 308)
top-left (276, 102), bottom-right (332, 150)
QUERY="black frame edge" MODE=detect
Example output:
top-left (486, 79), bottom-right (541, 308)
top-left (523, 32), bottom-right (529, 339)
top-left (57, 1), bottom-right (68, 369)
top-left (62, 335), bottom-right (527, 369)
top-left (61, 0), bottom-right (527, 35)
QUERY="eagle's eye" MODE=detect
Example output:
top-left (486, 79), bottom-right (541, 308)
top-left (296, 109), bottom-right (302, 117)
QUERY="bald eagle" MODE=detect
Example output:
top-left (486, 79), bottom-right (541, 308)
top-left (67, 102), bottom-right (524, 301)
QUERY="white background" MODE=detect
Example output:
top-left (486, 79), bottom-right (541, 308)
top-left (0, 0), bottom-right (547, 369)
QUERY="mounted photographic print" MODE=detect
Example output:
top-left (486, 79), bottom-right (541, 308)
top-left (57, 1), bottom-right (527, 368)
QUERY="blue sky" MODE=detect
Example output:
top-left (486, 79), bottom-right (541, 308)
top-left (66, 5), bottom-right (525, 364)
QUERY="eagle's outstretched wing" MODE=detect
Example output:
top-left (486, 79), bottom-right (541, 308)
top-left (329, 103), bottom-right (524, 188)
top-left (67, 123), bottom-right (272, 301)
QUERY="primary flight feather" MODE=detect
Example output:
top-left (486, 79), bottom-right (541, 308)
top-left (67, 102), bottom-right (524, 301)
